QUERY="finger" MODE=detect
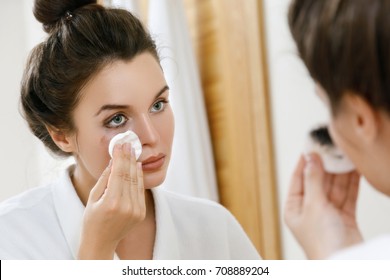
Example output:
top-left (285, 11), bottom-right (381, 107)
top-left (136, 162), bottom-right (146, 213)
top-left (121, 143), bottom-right (133, 200)
top-left (284, 155), bottom-right (306, 219)
top-left (106, 143), bottom-right (131, 199)
top-left (329, 172), bottom-right (350, 209)
top-left (303, 153), bottom-right (326, 202)
top-left (323, 172), bottom-right (334, 197)
top-left (343, 171), bottom-right (361, 214)
top-left (287, 155), bottom-right (306, 198)
top-left (129, 145), bottom-right (139, 206)
top-left (89, 161), bottom-right (112, 202)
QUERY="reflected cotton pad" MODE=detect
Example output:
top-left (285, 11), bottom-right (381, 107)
top-left (304, 125), bottom-right (355, 174)
top-left (108, 130), bottom-right (142, 160)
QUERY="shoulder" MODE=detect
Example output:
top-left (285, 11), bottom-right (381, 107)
top-left (0, 184), bottom-right (53, 217)
top-left (0, 184), bottom-right (54, 259)
top-left (153, 188), bottom-right (261, 259)
top-left (330, 235), bottom-right (390, 259)
top-left (153, 187), bottom-right (245, 234)
top-left (0, 166), bottom-right (74, 217)
top-left (0, 171), bottom-right (75, 259)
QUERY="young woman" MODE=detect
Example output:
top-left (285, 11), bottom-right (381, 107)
top-left (285, 0), bottom-right (390, 259)
top-left (0, 0), bottom-right (260, 260)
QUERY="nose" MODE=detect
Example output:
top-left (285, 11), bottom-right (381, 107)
top-left (133, 114), bottom-right (159, 147)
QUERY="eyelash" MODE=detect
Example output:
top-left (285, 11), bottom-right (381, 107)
top-left (105, 113), bottom-right (128, 128)
top-left (104, 99), bottom-right (169, 129)
top-left (151, 99), bottom-right (169, 113)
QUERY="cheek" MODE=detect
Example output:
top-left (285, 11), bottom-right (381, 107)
top-left (161, 109), bottom-right (175, 147)
top-left (76, 129), bottom-right (117, 176)
top-left (97, 130), bottom-right (130, 160)
top-left (329, 121), bottom-right (344, 148)
top-left (329, 118), bottom-right (355, 160)
top-left (99, 133), bottom-right (112, 153)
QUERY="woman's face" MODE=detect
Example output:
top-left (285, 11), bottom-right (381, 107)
top-left (69, 52), bottom-right (174, 189)
top-left (315, 84), bottom-right (389, 193)
top-left (315, 85), bottom-right (364, 165)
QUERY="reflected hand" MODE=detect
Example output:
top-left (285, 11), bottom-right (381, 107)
top-left (284, 153), bottom-right (363, 259)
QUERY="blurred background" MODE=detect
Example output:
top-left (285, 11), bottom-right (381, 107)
top-left (1, 0), bottom-right (390, 259)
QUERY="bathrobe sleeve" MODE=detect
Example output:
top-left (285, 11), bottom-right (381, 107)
top-left (329, 235), bottom-right (390, 259)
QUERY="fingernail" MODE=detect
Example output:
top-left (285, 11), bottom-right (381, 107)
top-left (304, 154), bottom-right (318, 171)
top-left (123, 143), bottom-right (131, 154)
top-left (131, 146), bottom-right (135, 157)
top-left (114, 143), bottom-right (122, 152)
top-left (304, 153), bottom-right (316, 164)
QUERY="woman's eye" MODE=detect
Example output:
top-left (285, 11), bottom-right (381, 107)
top-left (107, 114), bottom-right (127, 128)
top-left (151, 101), bottom-right (166, 113)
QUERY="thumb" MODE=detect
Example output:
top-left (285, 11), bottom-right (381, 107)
top-left (303, 153), bottom-right (326, 202)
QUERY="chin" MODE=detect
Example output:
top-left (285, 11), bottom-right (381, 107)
top-left (143, 171), bottom-right (167, 189)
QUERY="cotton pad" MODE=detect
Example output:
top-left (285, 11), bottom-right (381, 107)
top-left (108, 130), bottom-right (142, 160)
top-left (304, 125), bottom-right (355, 174)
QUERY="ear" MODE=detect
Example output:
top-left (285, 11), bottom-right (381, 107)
top-left (343, 93), bottom-right (380, 143)
top-left (46, 126), bottom-right (76, 153)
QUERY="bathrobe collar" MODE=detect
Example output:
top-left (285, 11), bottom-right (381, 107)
top-left (51, 166), bottom-right (180, 259)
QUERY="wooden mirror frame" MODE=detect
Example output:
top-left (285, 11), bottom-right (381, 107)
top-left (184, 0), bottom-right (280, 259)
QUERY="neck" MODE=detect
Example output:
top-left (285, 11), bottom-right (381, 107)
top-left (70, 164), bottom-right (95, 206)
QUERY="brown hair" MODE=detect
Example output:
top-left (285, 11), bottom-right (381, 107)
top-left (288, 0), bottom-right (390, 114)
top-left (21, 0), bottom-right (158, 157)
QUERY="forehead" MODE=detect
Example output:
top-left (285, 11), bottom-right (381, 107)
top-left (78, 53), bottom-right (165, 110)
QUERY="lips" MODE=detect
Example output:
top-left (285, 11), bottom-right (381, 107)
top-left (141, 154), bottom-right (165, 171)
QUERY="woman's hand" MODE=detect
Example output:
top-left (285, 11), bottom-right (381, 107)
top-left (78, 143), bottom-right (145, 259)
top-left (284, 153), bottom-right (363, 259)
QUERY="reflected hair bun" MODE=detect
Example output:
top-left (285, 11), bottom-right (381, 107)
top-left (33, 0), bottom-right (97, 33)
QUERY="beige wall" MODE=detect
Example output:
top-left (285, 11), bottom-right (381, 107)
top-left (0, 1), bottom-right (42, 198)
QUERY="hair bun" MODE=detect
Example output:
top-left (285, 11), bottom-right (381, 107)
top-left (34, 0), bottom-right (97, 33)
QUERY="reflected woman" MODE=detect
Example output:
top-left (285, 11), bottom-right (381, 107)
top-left (0, 0), bottom-right (260, 260)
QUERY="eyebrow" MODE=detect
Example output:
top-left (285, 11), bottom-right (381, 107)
top-left (94, 85), bottom-right (169, 116)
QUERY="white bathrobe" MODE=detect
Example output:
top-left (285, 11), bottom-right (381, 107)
top-left (0, 167), bottom-right (261, 260)
top-left (329, 235), bottom-right (390, 260)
